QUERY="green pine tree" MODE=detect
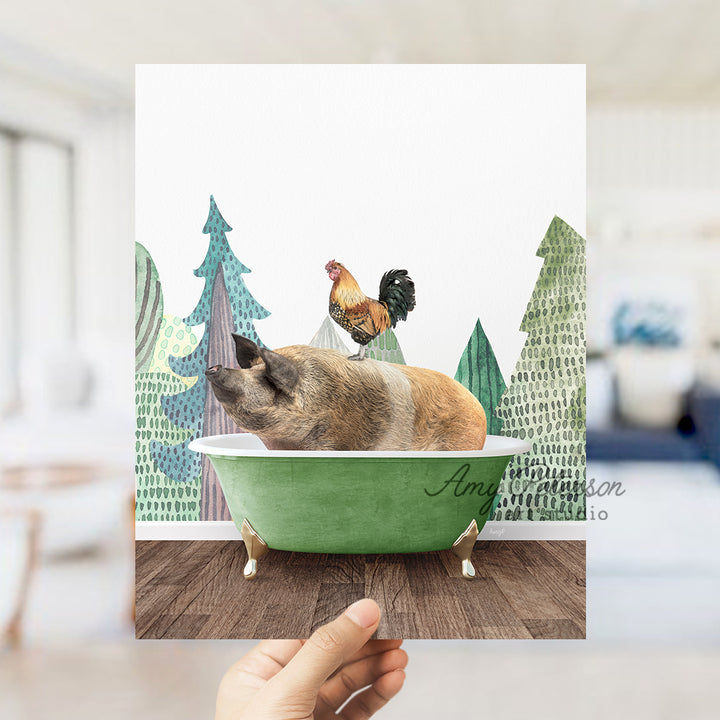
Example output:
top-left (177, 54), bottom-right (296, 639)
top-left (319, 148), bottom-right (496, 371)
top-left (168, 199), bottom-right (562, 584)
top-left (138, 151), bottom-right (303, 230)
top-left (135, 242), bottom-right (201, 521)
top-left (366, 329), bottom-right (406, 364)
top-left (135, 243), bottom-right (164, 373)
top-left (454, 318), bottom-right (506, 435)
top-left (495, 217), bottom-right (586, 521)
top-left (136, 372), bottom-right (201, 521)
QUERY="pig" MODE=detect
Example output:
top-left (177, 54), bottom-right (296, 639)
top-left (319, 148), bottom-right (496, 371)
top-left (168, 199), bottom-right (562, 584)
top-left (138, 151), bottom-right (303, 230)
top-left (205, 334), bottom-right (487, 451)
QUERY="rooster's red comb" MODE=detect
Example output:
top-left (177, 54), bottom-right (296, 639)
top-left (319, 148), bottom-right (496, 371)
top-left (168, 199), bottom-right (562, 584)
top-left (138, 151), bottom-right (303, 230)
top-left (325, 259), bottom-right (336, 272)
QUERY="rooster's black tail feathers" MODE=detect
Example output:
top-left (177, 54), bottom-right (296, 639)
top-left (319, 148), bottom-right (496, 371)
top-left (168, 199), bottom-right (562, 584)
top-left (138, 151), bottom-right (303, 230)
top-left (379, 269), bottom-right (416, 327)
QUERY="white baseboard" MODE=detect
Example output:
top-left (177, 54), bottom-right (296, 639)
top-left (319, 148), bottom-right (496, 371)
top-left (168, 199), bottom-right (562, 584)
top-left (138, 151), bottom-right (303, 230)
top-left (135, 520), bottom-right (585, 542)
top-left (480, 521), bottom-right (585, 541)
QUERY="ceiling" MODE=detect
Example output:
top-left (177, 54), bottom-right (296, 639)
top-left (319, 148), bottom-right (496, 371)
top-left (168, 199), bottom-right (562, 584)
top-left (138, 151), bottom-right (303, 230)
top-left (1, 0), bottom-right (719, 106)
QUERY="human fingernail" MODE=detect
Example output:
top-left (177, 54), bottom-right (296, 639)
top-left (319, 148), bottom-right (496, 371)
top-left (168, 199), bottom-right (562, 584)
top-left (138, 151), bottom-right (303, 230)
top-left (344, 599), bottom-right (380, 628)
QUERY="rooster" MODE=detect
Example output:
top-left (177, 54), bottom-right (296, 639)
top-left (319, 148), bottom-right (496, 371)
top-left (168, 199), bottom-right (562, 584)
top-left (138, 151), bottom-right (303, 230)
top-left (325, 260), bottom-right (416, 360)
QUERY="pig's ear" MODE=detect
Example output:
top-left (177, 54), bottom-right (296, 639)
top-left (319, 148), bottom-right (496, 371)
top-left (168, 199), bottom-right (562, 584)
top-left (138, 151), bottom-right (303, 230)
top-left (259, 348), bottom-right (299, 395)
top-left (232, 334), bottom-right (261, 369)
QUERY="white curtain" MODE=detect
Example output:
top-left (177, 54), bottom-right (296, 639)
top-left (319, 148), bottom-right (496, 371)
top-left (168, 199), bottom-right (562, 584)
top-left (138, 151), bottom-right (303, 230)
top-left (0, 133), bottom-right (75, 417)
top-left (0, 133), bottom-right (17, 415)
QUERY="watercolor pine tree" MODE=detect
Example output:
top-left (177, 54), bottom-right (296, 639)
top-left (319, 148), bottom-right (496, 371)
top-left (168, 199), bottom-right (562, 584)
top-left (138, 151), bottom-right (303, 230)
top-left (136, 371), bottom-right (201, 521)
top-left (149, 315), bottom-right (200, 381)
top-left (495, 216), bottom-right (586, 521)
top-left (135, 242), bottom-right (164, 373)
top-left (454, 318), bottom-right (506, 520)
top-left (454, 319), bottom-right (506, 435)
top-left (310, 317), bottom-right (407, 364)
top-left (151, 196), bottom-right (271, 521)
top-left (135, 243), bottom-right (201, 520)
top-left (366, 329), bottom-right (406, 364)
top-left (309, 316), bottom-right (352, 354)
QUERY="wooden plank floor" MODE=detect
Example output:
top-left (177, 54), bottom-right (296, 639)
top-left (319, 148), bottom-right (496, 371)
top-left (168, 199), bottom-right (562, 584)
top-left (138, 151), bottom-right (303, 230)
top-left (136, 540), bottom-right (585, 640)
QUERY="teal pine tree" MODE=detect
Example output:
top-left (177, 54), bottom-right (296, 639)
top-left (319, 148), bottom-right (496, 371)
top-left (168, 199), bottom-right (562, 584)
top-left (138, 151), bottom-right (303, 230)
top-left (495, 216), bottom-right (586, 521)
top-left (454, 319), bottom-right (505, 435)
top-left (151, 196), bottom-right (271, 520)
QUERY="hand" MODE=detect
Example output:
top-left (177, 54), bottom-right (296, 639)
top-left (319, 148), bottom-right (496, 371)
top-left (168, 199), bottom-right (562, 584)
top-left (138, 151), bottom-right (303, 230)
top-left (215, 598), bottom-right (407, 719)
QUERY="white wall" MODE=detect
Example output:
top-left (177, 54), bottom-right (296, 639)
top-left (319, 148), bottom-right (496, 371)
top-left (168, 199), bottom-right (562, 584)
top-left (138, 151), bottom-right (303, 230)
top-left (137, 64), bottom-right (586, 381)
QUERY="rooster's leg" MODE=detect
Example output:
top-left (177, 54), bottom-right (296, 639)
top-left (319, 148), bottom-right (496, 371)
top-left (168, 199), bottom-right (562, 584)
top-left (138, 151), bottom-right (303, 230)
top-left (348, 344), bottom-right (367, 361)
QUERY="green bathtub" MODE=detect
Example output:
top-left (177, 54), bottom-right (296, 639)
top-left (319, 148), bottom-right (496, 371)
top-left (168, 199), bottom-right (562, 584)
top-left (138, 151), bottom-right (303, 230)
top-left (190, 433), bottom-right (530, 578)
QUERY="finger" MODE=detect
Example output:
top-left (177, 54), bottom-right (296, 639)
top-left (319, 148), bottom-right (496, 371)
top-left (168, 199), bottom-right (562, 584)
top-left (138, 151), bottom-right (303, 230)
top-left (335, 639), bottom-right (404, 672)
top-left (339, 669), bottom-right (406, 720)
top-left (252, 639), bottom-right (305, 671)
top-left (219, 630), bottom-right (400, 695)
top-left (319, 648), bottom-right (408, 711)
top-left (225, 640), bottom-right (303, 685)
top-left (269, 599), bottom-right (381, 699)
top-left (302, 637), bottom-right (402, 655)
top-left (216, 640), bottom-right (304, 720)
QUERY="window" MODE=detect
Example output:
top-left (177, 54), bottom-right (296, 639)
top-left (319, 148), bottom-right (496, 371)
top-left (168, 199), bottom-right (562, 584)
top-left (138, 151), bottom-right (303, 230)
top-left (0, 128), bottom-right (75, 417)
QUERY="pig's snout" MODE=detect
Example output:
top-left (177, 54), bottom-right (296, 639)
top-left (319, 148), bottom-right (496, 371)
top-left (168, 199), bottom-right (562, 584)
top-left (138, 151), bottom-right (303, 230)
top-left (205, 366), bottom-right (236, 401)
top-left (205, 365), bottom-right (224, 381)
top-left (205, 365), bottom-right (240, 398)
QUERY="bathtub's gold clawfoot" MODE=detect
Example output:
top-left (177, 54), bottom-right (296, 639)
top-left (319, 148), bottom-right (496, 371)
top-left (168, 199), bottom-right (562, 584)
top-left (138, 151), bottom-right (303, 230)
top-left (451, 519), bottom-right (479, 580)
top-left (240, 519), bottom-right (269, 579)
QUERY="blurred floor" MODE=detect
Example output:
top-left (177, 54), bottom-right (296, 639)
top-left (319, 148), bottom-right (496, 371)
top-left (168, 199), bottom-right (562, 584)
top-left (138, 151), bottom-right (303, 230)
top-left (21, 531), bottom-right (133, 645)
top-left (2, 640), bottom-right (719, 719)
top-left (588, 461), bottom-right (720, 644)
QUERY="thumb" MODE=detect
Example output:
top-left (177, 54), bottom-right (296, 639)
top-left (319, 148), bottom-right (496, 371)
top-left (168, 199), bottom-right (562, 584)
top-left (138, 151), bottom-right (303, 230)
top-left (270, 599), bottom-right (381, 699)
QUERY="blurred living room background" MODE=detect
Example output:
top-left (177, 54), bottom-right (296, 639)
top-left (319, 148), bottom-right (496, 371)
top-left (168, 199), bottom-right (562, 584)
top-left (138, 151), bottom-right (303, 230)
top-left (1, 2), bottom-right (720, 718)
